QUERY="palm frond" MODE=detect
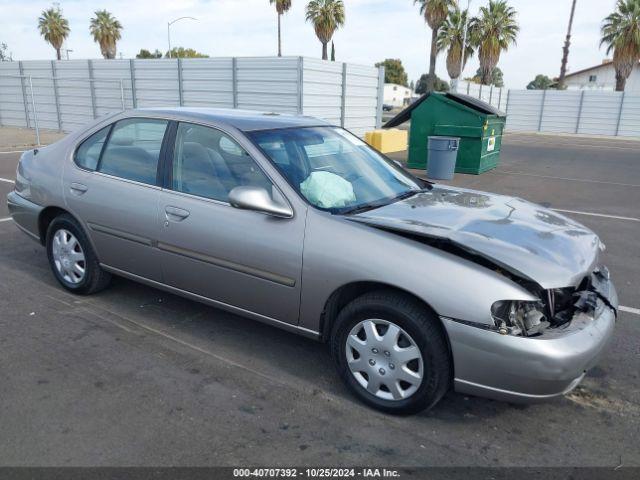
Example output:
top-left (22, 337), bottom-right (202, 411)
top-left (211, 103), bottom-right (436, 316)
top-left (414, 0), bottom-right (458, 30)
top-left (270, 0), bottom-right (292, 15)
top-left (437, 7), bottom-right (475, 79)
top-left (306, 0), bottom-right (345, 44)
top-left (38, 8), bottom-right (70, 51)
top-left (600, 0), bottom-right (640, 76)
top-left (89, 10), bottom-right (123, 59)
top-left (468, 0), bottom-right (519, 84)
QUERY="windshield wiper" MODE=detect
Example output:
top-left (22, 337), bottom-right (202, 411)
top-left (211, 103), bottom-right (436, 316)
top-left (394, 188), bottom-right (428, 200)
top-left (340, 202), bottom-right (386, 215)
top-left (341, 188), bottom-right (430, 215)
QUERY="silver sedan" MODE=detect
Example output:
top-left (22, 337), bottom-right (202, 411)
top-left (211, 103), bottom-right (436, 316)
top-left (7, 108), bottom-right (617, 414)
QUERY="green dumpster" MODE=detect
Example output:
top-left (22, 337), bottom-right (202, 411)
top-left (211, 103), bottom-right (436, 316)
top-left (384, 92), bottom-right (506, 174)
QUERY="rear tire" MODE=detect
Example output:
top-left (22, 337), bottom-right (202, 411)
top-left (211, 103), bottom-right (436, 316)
top-left (331, 290), bottom-right (451, 414)
top-left (46, 214), bottom-right (111, 295)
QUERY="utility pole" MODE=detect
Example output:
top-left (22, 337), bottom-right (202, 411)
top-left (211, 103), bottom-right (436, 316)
top-left (558, 0), bottom-right (577, 89)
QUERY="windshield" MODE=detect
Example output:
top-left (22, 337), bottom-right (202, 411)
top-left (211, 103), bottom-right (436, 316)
top-left (248, 126), bottom-right (424, 213)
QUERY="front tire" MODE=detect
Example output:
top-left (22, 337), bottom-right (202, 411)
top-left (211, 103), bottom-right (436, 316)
top-left (46, 214), bottom-right (111, 295)
top-left (331, 291), bottom-right (451, 414)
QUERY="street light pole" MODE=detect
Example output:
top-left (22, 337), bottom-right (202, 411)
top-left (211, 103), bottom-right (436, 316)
top-left (167, 22), bottom-right (171, 58)
top-left (167, 16), bottom-right (198, 59)
top-left (454, 0), bottom-right (472, 92)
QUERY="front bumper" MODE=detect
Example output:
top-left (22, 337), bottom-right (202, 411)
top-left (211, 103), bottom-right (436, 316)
top-left (7, 191), bottom-right (43, 242)
top-left (442, 277), bottom-right (618, 403)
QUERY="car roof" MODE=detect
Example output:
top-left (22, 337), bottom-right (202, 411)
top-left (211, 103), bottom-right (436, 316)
top-left (128, 107), bottom-right (331, 132)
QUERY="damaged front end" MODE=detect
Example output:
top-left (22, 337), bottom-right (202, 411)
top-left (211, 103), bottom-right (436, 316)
top-left (490, 268), bottom-right (618, 338)
top-left (347, 186), bottom-right (620, 401)
top-left (346, 190), bottom-right (618, 344)
top-left (443, 267), bottom-right (618, 402)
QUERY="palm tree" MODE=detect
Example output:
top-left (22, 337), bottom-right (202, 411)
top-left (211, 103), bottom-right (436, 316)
top-left (414, 0), bottom-right (457, 92)
top-left (601, 0), bottom-right (640, 92)
top-left (305, 0), bottom-right (345, 60)
top-left (270, 0), bottom-right (292, 57)
top-left (89, 10), bottom-right (123, 59)
top-left (38, 7), bottom-right (70, 61)
top-left (437, 7), bottom-right (474, 80)
top-left (469, 0), bottom-right (519, 86)
top-left (558, 0), bottom-right (578, 89)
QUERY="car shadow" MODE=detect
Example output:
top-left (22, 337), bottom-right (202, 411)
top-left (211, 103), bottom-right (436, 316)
top-left (89, 275), bottom-right (533, 422)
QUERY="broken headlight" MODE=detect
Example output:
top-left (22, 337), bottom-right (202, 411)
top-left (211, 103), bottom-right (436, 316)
top-left (598, 240), bottom-right (606, 253)
top-left (491, 300), bottom-right (550, 337)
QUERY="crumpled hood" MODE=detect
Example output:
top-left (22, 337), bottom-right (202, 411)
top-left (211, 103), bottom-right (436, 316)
top-left (350, 186), bottom-right (600, 289)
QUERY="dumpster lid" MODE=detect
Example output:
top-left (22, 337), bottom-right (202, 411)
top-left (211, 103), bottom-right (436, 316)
top-left (383, 92), bottom-right (504, 129)
top-left (445, 92), bottom-right (505, 116)
top-left (383, 93), bottom-right (431, 129)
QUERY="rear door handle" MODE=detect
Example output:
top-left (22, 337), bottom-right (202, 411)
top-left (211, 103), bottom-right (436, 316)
top-left (165, 206), bottom-right (190, 221)
top-left (70, 183), bottom-right (88, 195)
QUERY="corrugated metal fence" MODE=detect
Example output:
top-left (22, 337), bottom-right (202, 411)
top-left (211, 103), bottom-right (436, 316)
top-left (0, 57), bottom-right (384, 140)
top-left (454, 81), bottom-right (640, 137)
top-left (504, 90), bottom-right (639, 137)
top-left (456, 80), bottom-right (508, 112)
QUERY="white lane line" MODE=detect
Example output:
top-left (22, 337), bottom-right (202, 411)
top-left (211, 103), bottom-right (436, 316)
top-left (505, 136), bottom-right (640, 147)
top-left (0, 150), bottom-right (29, 154)
top-left (0, 217), bottom-right (12, 223)
top-left (551, 208), bottom-right (640, 223)
top-left (504, 139), bottom-right (640, 151)
top-left (491, 170), bottom-right (640, 188)
top-left (620, 306), bottom-right (640, 316)
top-left (2, 175), bottom-right (634, 222)
top-left (507, 133), bottom-right (640, 142)
top-left (509, 135), bottom-right (640, 141)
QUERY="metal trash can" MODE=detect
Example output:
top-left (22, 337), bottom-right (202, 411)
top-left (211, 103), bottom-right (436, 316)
top-left (427, 136), bottom-right (459, 180)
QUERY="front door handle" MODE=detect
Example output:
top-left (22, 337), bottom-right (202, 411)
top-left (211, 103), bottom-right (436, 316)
top-left (165, 206), bottom-right (190, 221)
top-left (70, 183), bottom-right (88, 195)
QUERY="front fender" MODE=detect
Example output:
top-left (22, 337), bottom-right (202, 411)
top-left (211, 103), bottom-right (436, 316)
top-left (298, 210), bottom-right (537, 332)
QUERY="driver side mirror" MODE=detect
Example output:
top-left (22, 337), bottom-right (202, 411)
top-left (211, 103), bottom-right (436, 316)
top-left (228, 186), bottom-right (293, 218)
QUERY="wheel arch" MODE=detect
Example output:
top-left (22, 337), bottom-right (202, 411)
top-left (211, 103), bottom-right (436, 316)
top-left (38, 206), bottom-right (71, 245)
top-left (319, 282), bottom-right (452, 357)
top-left (39, 205), bottom-right (112, 294)
top-left (38, 207), bottom-right (95, 255)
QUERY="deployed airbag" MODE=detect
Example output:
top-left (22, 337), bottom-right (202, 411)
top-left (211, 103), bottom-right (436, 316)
top-left (300, 171), bottom-right (356, 209)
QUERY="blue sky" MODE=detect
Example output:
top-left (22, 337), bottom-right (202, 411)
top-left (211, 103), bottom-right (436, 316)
top-left (0, 0), bottom-right (619, 88)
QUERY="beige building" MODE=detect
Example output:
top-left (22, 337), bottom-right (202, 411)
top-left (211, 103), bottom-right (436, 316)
top-left (564, 60), bottom-right (640, 92)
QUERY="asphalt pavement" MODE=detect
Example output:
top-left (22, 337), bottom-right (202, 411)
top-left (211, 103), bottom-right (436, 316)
top-left (0, 132), bottom-right (638, 467)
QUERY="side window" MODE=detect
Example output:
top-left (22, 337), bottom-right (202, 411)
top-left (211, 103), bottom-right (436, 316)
top-left (171, 122), bottom-right (272, 202)
top-left (75, 126), bottom-right (110, 171)
top-left (99, 118), bottom-right (168, 185)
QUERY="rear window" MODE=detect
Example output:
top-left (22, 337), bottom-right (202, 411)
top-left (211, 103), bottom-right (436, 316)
top-left (75, 126), bottom-right (110, 171)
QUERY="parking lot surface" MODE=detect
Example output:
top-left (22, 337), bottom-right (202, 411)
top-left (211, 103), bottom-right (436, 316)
top-left (0, 131), bottom-right (639, 467)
